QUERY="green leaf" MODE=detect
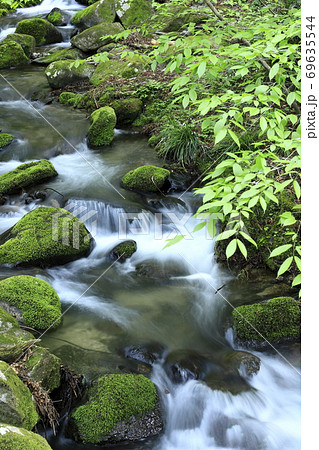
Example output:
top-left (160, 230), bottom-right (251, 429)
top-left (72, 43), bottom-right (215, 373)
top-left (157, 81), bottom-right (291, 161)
top-left (223, 203), bottom-right (232, 215)
top-left (207, 217), bottom-right (217, 238)
top-left (193, 222), bottom-right (206, 232)
top-left (255, 85), bottom-right (269, 94)
top-left (269, 63), bottom-right (279, 80)
top-left (259, 196), bottom-right (267, 212)
top-left (269, 244), bottom-right (292, 258)
top-left (294, 255), bottom-right (301, 270)
top-left (237, 239), bottom-right (248, 259)
top-left (163, 235), bottom-right (184, 249)
top-left (215, 128), bottom-right (227, 145)
top-left (277, 256), bottom-right (293, 277)
top-left (260, 116), bottom-right (267, 133)
top-left (182, 94), bottom-right (189, 108)
top-left (264, 190), bottom-right (279, 203)
top-left (216, 229), bottom-right (237, 241)
top-left (248, 196), bottom-right (259, 208)
top-left (293, 180), bottom-right (301, 199)
top-left (292, 273), bottom-right (301, 286)
top-left (233, 163), bottom-right (243, 176)
top-left (228, 129), bottom-right (240, 148)
top-left (226, 239), bottom-right (237, 258)
top-left (189, 89), bottom-right (197, 102)
top-left (239, 231), bottom-right (257, 247)
top-left (197, 61), bottom-right (206, 78)
top-left (287, 92), bottom-right (296, 106)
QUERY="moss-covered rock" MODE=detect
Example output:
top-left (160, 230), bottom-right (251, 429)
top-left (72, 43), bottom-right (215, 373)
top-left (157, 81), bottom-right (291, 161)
top-left (223, 350), bottom-right (261, 376)
top-left (46, 8), bottom-right (69, 26)
top-left (71, 373), bottom-right (161, 444)
top-left (0, 307), bottom-right (36, 363)
top-left (71, 22), bottom-right (123, 52)
top-left (34, 47), bottom-right (86, 65)
top-left (71, 0), bottom-right (115, 29)
top-left (232, 297), bottom-right (301, 344)
top-left (0, 207), bottom-right (92, 268)
top-left (147, 4), bottom-right (207, 34)
top-left (87, 106), bottom-right (116, 147)
top-left (110, 98), bottom-right (143, 125)
top-left (0, 133), bottom-right (14, 149)
top-left (90, 53), bottom-right (149, 85)
top-left (110, 240), bottom-right (137, 261)
top-left (0, 40), bottom-right (29, 69)
top-left (45, 60), bottom-right (95, 89)
top-left (0, 160), bottom-right (57, 196)
top-left (3, 34), bottom-right (36, 58)
top-left (115, 0), bottom-right (153, 27)
top-left (0, 276), bottom-right (62, 331)
top-left (59, 92), bottom-right (84, 108)
top-left (15, 18), bottom-right (62, 46)
top-left (121, 165), bottom-right (170, 193)
top-left (25, 346), bottom-right (61, 391)
top-left (0, 361), bottom-right (39, 430)
top-left (0, 424), bottom-right (52, 449)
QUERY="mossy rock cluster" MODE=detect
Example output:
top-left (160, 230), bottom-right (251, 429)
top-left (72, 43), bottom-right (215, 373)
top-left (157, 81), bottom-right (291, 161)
top-left (121, 165), bottom-right (170, 194)
top-left (71, 373), bottom-right (160, 444)
top-left (0, 40), bottom-right (29, 69)
top-left (71, 22), bottom-right (124, 52)
top-left (0, 424), bottom-right (52, 450)
top-left (0, 207), bottom-right (92, 268)
top-left (59, 92), bottom-right (84, 108)
top-left (0, 307), bottom-right (36, 363)
top-left (232, 297), bottom-right (301, 344)
top-left (71, 0), bottom-right (115, 29)
top-left (45, 60), bottom-right (95, 90)
top-left (87, 106), bottom-right (117, 147)
top-left (0, 133), bottom-right (14, 149)
top-left (0, 276), bottom-right (62, 331)
top-left (110, 98), bottom-right (143, 125)
top-left (0, 160), bottom-right (57, 196)
top-left (3, 34), bottom-right (36, 58)
top-left (15, 18), bottom-right (62, 46)
top-left (0, 361), bottom-right (39, 430)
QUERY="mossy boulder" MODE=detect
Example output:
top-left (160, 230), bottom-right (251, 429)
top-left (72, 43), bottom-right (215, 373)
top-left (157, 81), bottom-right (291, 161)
top-left (121, 165), bottom-right (170, 194)
top-left (223, 350), bottom-right (261, 376)
top-left (0, 424), bottom-right (52, 449)
top-left (0, 276), bottom-right (62, 331)
top-left (25, 346), bottom-right (61, 391)
top-left (110, 98), bottom-right (143, 125)
top-left (0, 361), bottom-right (39, 429)
top-left (3, 34), bottom-right (36, 58)
top-left (45, 60), bottom-right (95, 89)
top-left (110, 240), bottom-right (137, 261)
top-left (71, 22), bottom-right (124, 52)
top-left (70, 373), bottom-right (161, 444)
top-left (15, 18), bottom-right (62, 46)
top-left (59, 92), bottom-right (84, 108)
top-left (33, 47), bottom-right (86, 65)
top-left (0, 207), bottom-right (93, 268)
top-left (0, 160), bottom-right (57, 196)
top-left (87, 106), bottom-right (116, 147)
top-left (71, 0), bottom-right (115, 29)
top-left (115, 0), bottom-right (153, 27)
top-left (0, 40), bottom-right (29, 69)
top-left (0, 307), bottom-right (36, 363)
top-left (232, 297), bottom-right (301, 345)
top-left (46, 8), bottom-right (69, 26)
top-left (147, 4), bottom-right (207, 34)
top-left (90, 53), bottom-right (149, 85)
top-left (0, 133), bottom-right (14, 149)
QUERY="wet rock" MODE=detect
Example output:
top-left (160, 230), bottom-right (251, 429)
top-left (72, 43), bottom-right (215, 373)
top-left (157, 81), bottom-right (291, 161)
top-left (71, 22), bottom-right (124, 52)
top-left (87, 106), bottom-right (117, 147)
top-left (110, 98), bottom-right (143, 125)
top-left (71, 0), bottom-right (115, 29)
top-left (0, 424), bottom-right (52, 449)
top-left (121, 165), bottom-right (170, 194)
top-left (45, 60), bottom-right (95, 90)
top-left (33, 47), bottom-right (86, 65)
top-left (124, 342), bottom-right (167, 366)
top-left (0, 206), bottom-right (93, 268)
top-left (25, 346), bottom-right (61, 392)
top-left (3, 33), bottom-right (36, 58)
top-left (164, 350), bottom-right (212, 383)
top-left (110, 240), bottom-right (137, 262)
top-left (0, 40), bottom-right (29, 69)
top-left (0, 133), bottom-right (14, 149)
top-left (135, 259), bottom-right (187, 280)
top-left (115, 0), bottom-right (153, 27)
top-left (46, 8), bottom-right (70, 26)
top-left (15, 18), bottom-right (62, 46)
top-left (0, 361), bottom-right (39, 429)
top-left (223, 350), bottom-right (261, 376)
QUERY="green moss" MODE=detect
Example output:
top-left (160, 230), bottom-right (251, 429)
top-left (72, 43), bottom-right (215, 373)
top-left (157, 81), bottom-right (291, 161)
top-left (0, 133), bottom-right (14, 149)
top-left (70, 22), bottom-right (124, 52)
top-left (110, 98), bottom-right (142, 125)
top-left (15, 18), bottom-right (62, 46)
top-left (90, 53), bottom-right (148, 85)
top-left (59, 92), bottom-right (84, 108)
top-left (0, 8), bottom-right (8, 16)
top-left (0, 361), bottom-right (39, 430)
top-left (0, 424), bottom-right (52, 449)
top-left (46, 11), bottom-right (62, 25)
top-left (0, 160), bottom-right (57, 196)
top-left (111, 240), bottom-right (136, 261)
top-left (148, 135), bottom-right (160, 148)
top-left (25, 347), bottom-right (61, 391)
top-left (121, 165), bottom-right (170, 193)
top-left (3, 34), bottom-right (36, 58)
top-left (0, 206), bottom-right (92, 268)
top-left (35, 47), bottom-right (85, 64)
top-left (115, 0), bottom-right (153, 27)
top-left (232, 297), bottom-right (301, 342)
top-left (71, 0), bottom-right (115, 28)
top-left (0, 41), bottom-right (29, 69)
top-left (72, 374), bottom-right (158, 444)
top-left (45, 60), bottom-right (95, 89)
top-left (0, 276), bottom-right (61, 330)
top-left (88, 106), bottom-right (116, 147)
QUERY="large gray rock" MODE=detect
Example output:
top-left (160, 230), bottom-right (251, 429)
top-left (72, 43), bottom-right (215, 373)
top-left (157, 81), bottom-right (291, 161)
top-left (71, 22), bottom-right (124, 52)
top-left (45, 60), bottom-right (95, 89)
top-left (71, 0), bottom-right (115, 29)
top-left (115, 0), bottom-right (153, 27)
top-left (15, 18), bottom-right (62, 46)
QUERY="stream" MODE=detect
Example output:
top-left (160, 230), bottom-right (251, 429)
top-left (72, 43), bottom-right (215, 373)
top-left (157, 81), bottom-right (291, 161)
top-left (0, 1), bottom-right (301, 449)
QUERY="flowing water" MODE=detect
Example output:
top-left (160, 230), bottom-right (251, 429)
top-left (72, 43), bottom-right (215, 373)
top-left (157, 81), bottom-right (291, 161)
top-left (0, 1), bottom-right (301, 449)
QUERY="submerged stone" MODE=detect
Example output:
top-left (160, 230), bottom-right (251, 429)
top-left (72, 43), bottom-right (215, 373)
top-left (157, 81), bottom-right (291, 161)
top-left (0, 361), bottom-right (39, 430)
top-left (45, 60), bottom-right (95, 89)
top-left (0, 160), bottom-right (57, 196)
top-left (0, 424), bottom-right (52, 449)
top-left (71, 0), bottom-right (115, 29)
top-left (121, 165), bottom-right (170, 194)
top-left (0, 276), bottom-right (62, 331)
top-left (87, 106), bottom-right (116, 147)
top-left (15, 18), bottom-right (62, 46)
top-left (70, 373), bottom-right (162, 444)
top-left (0, 40), bottom-right (29, 69)
top-left (109, 240), bottom-right (137, 261)
top-left (0, 206), bottom-right (93, 268)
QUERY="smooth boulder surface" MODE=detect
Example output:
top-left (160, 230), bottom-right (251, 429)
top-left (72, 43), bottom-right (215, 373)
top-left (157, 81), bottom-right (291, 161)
top-left (0, 424), bottom-right (52, 449)
top-left (71, 22), bottom-right (124, 52)
top-left (87, 106), bottom-right (117, 147)
top-left (0, 160), bottom-right (57, 196)
top-left (0, 275), bottom-right (62, 331)
top-left (45, 60), bottom-right (95, 89)
top-left (0, 207), bottom-right (93, 268)
top-left (15, 18), bottom-right (62, 46)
